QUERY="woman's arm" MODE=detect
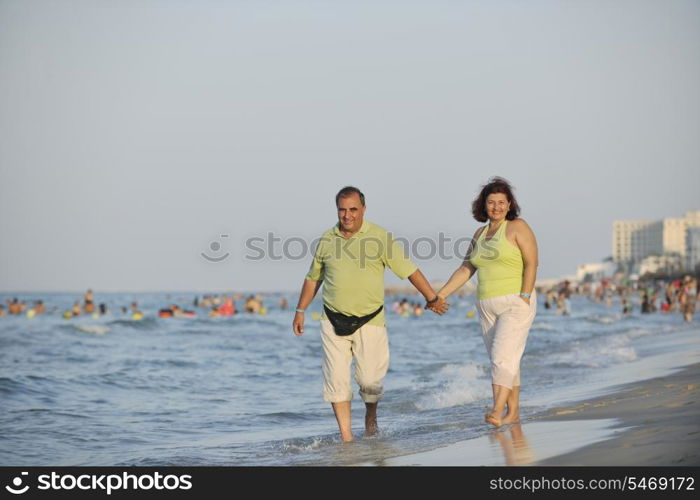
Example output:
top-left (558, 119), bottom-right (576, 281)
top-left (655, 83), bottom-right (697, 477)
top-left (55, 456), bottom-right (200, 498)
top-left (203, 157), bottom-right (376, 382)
top-left (514, 219), bottom-right (538, 300)
top-left (436, 227), bottom-right (483, 299)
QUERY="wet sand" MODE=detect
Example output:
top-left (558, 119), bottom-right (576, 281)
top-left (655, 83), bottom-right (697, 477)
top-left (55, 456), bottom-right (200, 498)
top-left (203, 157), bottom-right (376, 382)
top-left (365, 362), bottom-right (699, 466)
top-left (533, 362), bottom-right (699, 466)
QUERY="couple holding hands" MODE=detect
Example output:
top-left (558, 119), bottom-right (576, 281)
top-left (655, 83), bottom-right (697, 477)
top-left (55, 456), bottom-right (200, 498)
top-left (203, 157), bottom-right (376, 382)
top-left (292, 177), bottom-right (538, 442)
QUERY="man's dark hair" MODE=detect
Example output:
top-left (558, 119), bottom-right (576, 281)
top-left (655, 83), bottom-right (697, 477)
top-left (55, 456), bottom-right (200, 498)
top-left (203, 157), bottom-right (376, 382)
top-left (335, 186), bottom-right (366, 207)
top-left (471, 176), bottom-right (520, 222)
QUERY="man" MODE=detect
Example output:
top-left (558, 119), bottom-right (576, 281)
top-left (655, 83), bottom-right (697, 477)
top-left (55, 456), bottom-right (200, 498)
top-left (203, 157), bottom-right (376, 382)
top-left (292, 186), bottom-right (447, 442)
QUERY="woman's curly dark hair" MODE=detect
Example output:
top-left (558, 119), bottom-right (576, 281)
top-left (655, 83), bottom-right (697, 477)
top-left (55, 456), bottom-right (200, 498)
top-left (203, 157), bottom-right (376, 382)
top-left (471, 176), bottom-right (520, 223)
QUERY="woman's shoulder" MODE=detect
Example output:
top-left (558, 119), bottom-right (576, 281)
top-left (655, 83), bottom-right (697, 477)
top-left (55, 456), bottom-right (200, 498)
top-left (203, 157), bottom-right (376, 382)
top-left (508, 218), bottom-right (536, 242)
top-left (508, 218), bottom-right (532, 230)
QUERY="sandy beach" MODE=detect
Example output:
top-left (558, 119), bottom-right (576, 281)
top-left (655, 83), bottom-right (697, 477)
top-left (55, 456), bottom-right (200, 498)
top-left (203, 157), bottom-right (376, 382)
top-left (364, 354), bottom-right (700, 466)
top-left (533, 362), bottom-right (699, 466)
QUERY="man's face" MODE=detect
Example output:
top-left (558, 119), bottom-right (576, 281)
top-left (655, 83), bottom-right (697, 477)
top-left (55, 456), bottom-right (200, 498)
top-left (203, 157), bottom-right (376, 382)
top-left (337, 193), bottom-right (366, 233)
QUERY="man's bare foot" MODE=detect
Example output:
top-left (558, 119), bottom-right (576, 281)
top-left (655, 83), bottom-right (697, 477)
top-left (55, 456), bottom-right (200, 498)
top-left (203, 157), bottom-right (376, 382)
top-left (485, 411), bottom-right (502, 427)
top-left (365, 414), bottom-right (379, 436)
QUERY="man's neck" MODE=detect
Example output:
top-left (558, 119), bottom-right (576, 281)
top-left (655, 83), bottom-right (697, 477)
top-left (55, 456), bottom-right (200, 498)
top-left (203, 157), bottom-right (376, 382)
top-left (339, 227), bottom-right (358, 239)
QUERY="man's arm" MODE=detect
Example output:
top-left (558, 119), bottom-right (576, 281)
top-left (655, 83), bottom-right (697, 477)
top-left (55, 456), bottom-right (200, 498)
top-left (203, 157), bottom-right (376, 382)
top-left (407, 269), bottom-right (436, 301)
top-left (292, 279), bottom-right (322, 336)
top-left (408, 269), bottom-right (448, 314)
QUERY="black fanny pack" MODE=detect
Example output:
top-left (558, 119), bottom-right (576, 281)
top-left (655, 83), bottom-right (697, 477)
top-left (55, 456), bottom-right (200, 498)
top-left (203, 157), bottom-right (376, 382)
top-left (323, 305), bottom-right (384, 336)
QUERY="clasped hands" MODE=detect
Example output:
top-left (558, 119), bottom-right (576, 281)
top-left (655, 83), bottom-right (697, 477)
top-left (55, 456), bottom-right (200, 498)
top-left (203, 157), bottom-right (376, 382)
top-left (426, 295), bottom-right (449, 315)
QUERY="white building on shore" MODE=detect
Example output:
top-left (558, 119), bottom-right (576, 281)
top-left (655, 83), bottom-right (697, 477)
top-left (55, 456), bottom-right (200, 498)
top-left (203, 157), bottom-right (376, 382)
top-left (613, 210), bottom-right (700, 274)
top-left (638, 254), bottom-right (684, 277)
top-left (687, 226), bottom-right (700, 273)
top-left (576, 261), bottom-right (616, 282)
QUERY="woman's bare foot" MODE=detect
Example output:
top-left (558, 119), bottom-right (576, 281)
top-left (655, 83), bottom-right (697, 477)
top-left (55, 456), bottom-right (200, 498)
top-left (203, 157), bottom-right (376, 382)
top-left (501, 412), bottom-right (520, 425)
top-left (485, 411), bottom-right (502, 427)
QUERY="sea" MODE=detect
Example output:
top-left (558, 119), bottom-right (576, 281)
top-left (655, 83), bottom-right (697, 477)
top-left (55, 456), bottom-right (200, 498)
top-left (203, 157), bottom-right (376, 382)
top-left (1, 292), bottom-right (698, 466)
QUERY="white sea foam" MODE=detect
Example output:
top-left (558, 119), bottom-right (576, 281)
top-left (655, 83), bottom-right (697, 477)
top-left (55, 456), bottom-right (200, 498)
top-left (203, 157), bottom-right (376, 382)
top-left (73, 324), bottom-right (110, 335)
top-left (548, 333), bottom-right (637, 368)
top-left (278, 435), bottom-right (332, 453)
top-left (416, 362), bottom-right (491, 410)
top-left (586, 315), bottom-right (621, 324)
top-left (531, 322), bottom-right (556, 331)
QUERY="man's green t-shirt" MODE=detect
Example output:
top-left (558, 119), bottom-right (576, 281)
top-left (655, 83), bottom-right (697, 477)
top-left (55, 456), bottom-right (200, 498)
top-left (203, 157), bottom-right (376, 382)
top-left (306, 220), bottom-right (417, 327)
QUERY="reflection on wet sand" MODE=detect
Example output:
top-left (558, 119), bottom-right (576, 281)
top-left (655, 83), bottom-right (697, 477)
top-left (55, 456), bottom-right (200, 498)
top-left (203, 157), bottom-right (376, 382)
top-left (489, 424), bottom-right (535, 465)
top-left (358, 419), bottom-right (620, 466)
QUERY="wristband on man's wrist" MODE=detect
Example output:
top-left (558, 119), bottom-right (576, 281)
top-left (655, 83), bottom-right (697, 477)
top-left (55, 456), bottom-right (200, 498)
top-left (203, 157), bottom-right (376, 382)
top-left (427, 296), bottom-right (439, 304)
top-left (295, 308), bottom-right (305, 313)
top-left (519, 292), bottom-right (531, 299)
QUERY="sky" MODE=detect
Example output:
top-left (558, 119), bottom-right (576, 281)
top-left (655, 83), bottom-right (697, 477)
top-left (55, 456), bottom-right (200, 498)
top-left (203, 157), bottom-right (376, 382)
top-left (1, 0), bottom-right (699, 293)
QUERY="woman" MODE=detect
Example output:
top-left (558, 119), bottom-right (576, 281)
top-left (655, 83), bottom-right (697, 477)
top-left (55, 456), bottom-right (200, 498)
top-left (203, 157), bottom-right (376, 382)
top-left (430, 176), bottom-right (538, 427)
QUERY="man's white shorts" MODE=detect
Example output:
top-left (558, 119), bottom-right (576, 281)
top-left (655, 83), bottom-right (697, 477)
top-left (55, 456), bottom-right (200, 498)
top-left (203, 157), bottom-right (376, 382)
top-left (320, 319), bottom-right (389, 403)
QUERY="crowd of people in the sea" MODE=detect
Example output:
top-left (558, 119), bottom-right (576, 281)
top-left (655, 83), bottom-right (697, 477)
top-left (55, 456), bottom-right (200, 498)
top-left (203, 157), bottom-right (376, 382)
top-left (0, 290), bottom-right (291, 320)
top-left (1, 275), bottom-right (697, 323)
top-left (537, 275), bottom-right (698, 323)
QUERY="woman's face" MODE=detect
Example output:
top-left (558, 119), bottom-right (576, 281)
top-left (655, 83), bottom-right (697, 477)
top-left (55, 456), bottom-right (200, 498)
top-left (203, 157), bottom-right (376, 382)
top-left (485, 192), bottom-right (510, 222)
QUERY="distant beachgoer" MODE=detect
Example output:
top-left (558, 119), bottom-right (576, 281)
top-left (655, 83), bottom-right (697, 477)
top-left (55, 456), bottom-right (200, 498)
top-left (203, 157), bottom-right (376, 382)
top-left (217, 298), bottom-right (236, 316)
top-left (130, 301), bottom-right (143, 318)
top-left (158, 307), bottom-right (174, 318)
top-left (641, 292), bottom-right (652, 314)
top-left (159, 304), bottom-right (195, 318)
top-left (83, 289), bottom-right (95, 314)
top-left (99, 303), bottom-right (109, 315)
top-left (244, 295), bottom-right (262, 314)
top-left (413, 303), bottom-right (424, 317)
top-left (622, 298), bottom-right (632, 315)
top-left (604, 289), bottom-right (613, 308)
top-left (433, 177), bottom-right (538, 428)
top-left (681, 276), bottom-right (697, 323)
top-left (0, 304), bottom-right (5, 317)
top-left (279, 298), bottom-right (288, 310)
top-left (120, 306), bottom-right (128, 314)
top-left (557, 281), bottom-right (572, 316)
top-left (8, 298), bottom-right (22, 315)
top-left (544, 289), bottom-right (553, 310)
top-left (71, 301), bottom-right (81, 317)
top-left (34, 300), bottom-right (46, 315)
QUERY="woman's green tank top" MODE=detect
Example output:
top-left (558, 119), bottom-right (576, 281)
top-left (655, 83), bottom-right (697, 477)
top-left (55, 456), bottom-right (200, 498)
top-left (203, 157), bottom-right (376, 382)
top-left (469, 220), bottom-right (523, 299)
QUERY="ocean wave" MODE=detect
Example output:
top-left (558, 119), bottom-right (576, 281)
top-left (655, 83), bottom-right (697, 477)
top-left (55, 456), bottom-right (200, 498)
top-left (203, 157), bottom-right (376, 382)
top-left (531, 321), bottom-right (557, 331)
top-left (545, 333), bottom-right (638, 368)
top-left (276, 435), bottom-right (336, 454)
top-left (0, 376), bottom-right (20, 394)
top-left (107, 318), bottom-right (158, 329)
top-left (415, 362), bottom-right (491, 410)
top-left (72, 324), bottom-right (110, 335)
top-left (258, 411), bottom-right (316, 423)
top-left (585, 315), bottom-right (622, 325)
top-left (0, 375), bottom-right (61, 398)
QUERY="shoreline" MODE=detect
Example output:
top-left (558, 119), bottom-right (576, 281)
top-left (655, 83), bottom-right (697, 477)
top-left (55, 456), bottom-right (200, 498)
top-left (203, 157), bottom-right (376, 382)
top-left (361, 361), bottom-right (700, 466)
top-left (532, 362), bottom-right (699, 466)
